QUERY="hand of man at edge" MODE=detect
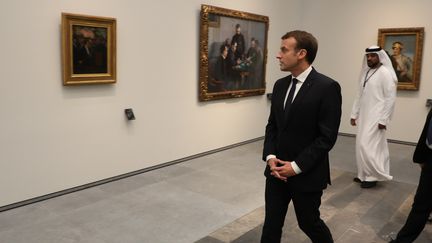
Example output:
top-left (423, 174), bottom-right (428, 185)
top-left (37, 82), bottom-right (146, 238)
top-left (378, 123), bottom-right (386, 130)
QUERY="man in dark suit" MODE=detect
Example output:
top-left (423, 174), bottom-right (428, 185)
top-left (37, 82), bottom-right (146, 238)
top-left (261, 30), bottom-right (342, 243)
top-left (390, 108), bottom-right (432, 243)
top-left (231, 24), bottom-right (245, 60)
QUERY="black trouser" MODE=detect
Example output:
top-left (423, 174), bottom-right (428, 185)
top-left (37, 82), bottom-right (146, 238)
top-left (394, 163), bottom-right (432, 243)
top-left (260, 177), bottom-right (333, 243)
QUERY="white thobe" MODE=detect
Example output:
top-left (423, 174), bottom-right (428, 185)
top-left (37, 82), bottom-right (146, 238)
top-left (351, 66), bottom-right (396, 181)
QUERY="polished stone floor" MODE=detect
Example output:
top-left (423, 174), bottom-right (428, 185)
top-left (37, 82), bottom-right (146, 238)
top-left (0, 135), bottom-right (431, 243)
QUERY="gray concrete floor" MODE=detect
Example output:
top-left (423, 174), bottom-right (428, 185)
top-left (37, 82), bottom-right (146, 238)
top-left (0, 135), bottom-right (430, 243)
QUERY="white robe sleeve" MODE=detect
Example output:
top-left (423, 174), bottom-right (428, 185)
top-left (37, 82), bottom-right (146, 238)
top-left (350, 79), bottom-right (364, 119)
top-left (378, 71), bottom-right (397, 125)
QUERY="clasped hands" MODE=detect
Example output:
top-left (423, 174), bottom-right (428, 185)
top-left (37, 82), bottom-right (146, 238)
top-left (267, 158), bottom-right (297, 182)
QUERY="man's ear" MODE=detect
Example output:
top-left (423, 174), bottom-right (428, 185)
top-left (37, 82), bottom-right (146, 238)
top-left (297, 49), bottom-right (307, 60)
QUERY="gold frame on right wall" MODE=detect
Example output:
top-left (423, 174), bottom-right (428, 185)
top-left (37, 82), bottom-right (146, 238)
top-left (378, 27), bottom-right (424, 91)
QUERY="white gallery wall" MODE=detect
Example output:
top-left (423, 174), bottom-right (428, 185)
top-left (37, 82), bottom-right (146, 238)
top-left (0, 0), bottom-right (301, 207)
top-left (0, 0), bottom-right (431, 207)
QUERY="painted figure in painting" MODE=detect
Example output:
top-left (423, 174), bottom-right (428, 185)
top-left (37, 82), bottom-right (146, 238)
top-left (390, 41), bottom-right (413, 82)
top-left (209, 44), bottom-right (229, 92)
top-left (73, 26), bottom-right (108, 74)
top-left (246, 38), bottom-right (263, 89)
top-left (226, 42), bottom-right (241, 90)
top-left (230, 24), bottom-right (246, 60)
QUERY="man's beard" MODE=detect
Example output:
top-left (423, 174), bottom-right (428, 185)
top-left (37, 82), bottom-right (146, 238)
top-left (367, 61), bottom-right (379, 68)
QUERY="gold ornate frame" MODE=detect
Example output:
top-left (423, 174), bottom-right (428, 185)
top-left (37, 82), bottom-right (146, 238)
top-left (199, 5), bottom-right (269, 101)
top-left (378, 27), bottom-right (424, 90)
top-left (62, 13), bottom-right (116, 85)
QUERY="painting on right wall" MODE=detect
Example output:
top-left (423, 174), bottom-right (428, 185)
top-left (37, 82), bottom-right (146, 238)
top-left (378, 27), bottom-right (424, 90)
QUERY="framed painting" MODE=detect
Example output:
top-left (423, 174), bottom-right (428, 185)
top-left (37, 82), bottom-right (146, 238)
top-left (199, 5), bottom-right (269, 101)
top-left (62, 13), bottom-right (116, 85)
top-left (378, 27), bottom-right (424, 90)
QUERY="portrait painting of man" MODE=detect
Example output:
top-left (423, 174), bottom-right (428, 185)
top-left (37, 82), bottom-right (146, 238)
top-left (72, 25), bottom-right (108, 74)
top-left (384, 36), bottom-right (415, 83)
top-left (378, 27), bottom-right (424, 90)
top-left (62, 13), bottom-right (116, 85)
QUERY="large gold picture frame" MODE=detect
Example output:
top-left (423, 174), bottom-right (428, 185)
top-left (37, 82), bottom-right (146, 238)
top-left (62, 13), bottom-right (116, 85)
top-left (378, 27), bottom-right (424, 90)
top-left (199, 5), bottom-right (269, 101)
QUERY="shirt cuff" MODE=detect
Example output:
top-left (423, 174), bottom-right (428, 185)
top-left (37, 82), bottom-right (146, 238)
top-left (266, 154), bottom-right (276, 162)
top-left (291, 161), bottom-right (302, 174)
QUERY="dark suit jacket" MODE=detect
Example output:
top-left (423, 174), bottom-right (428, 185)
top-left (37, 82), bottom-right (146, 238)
top-left (413, 108), bottom-right (432, 164)
top-left (263, 68), bottom-right (342, 192)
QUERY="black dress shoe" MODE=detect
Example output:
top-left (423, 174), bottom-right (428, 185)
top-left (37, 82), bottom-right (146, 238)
top-left (353, 177), bottom-right (362, 183)
top-left (361, 181), bottom-right (377, 188)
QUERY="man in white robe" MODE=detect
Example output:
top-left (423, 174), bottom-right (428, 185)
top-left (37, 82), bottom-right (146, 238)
top-left (350, 46), bottom-right (397, 188)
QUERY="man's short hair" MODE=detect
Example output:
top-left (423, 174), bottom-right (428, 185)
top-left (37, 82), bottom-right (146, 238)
top-left (282, 30), bottom-right (318, 64)
top-left (392, 41), bottom-right (404, 50)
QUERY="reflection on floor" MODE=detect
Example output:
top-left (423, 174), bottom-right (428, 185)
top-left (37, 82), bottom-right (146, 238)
top-left (0, 135), bottom-right (431, 243)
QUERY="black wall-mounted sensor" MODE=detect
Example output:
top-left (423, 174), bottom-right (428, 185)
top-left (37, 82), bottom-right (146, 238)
top-left (124, 108), bottom-right (136, 120)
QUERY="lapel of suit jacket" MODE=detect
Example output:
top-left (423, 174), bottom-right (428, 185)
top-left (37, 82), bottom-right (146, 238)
top-left (292, 68), bottom-right (316, 106)
top-left (284, 69), bottom-right (316, 123)
top-left (278, 75), bottom-right (292, 116)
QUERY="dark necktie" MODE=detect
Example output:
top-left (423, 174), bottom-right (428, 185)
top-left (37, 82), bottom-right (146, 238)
top-left (284, 78), bottom-right (298, 116)
top-left (427, 118), bottom-right (432, 147)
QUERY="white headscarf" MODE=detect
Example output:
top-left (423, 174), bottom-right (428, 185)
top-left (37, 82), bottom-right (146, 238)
top-left (359, 45), bottom-right (398, 84)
